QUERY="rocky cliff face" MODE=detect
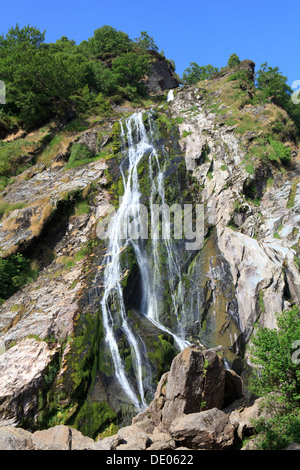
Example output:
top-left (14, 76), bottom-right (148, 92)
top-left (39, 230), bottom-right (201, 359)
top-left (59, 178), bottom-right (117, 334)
top-left (0, 61), bottom-right (299, 441)
top-left (168, 69), bottom-right (300, 360)
top-left (143, 50), bottom-right (179, 93)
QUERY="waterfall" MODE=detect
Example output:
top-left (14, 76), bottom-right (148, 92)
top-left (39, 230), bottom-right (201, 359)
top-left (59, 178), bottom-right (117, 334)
top-left (95, 110), bottom-right (189, 410)
top-left (167, 89), bottom-right (174, 102)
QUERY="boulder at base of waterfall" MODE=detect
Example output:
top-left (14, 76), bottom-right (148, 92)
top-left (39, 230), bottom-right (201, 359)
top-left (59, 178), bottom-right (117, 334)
top-left (169, 408), bottom-right (235, 450)
top-left (146, 429), bottom-right (176, 450)
top-left (33, 425), bottom-right (72, 450)
top-left (134, 345), bottom-right (226, 431)
top-left (115, 425), bottom-right (152, 450)
top-left (0, 426), bottom-right (34, 450)
top-left (94, 434), bottom-right (123, 450)
top-left (32, 425), bottom-right (98, 450)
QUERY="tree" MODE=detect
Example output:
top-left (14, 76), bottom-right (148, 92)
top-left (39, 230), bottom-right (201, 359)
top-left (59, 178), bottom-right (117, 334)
top-left (227, 53), bottom-right (240, 68)
top-left (250, 306), bottom-right (300, 402)
top-left (134, 31), bottom-right (158, 52)
top-left (249, 306), bottom-right (300, 449)
top-left (0, 23), bottom-right (45, 49)
top-left (256, 62), bottom-right (292, 108)
top-left (0, 24), bottom-right (87, 128)
top-left (181, 62), bottom-right (219, 85)
top-left (111, 52), bottom-right (150, 91)
top-left (88, 25), bottom-right (132, 59)
top-left (0, 253), bottom-right (31, 301)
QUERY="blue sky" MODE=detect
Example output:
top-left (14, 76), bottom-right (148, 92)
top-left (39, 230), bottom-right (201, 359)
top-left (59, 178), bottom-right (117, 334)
top-left (0, 0), bottom-right (298, 87)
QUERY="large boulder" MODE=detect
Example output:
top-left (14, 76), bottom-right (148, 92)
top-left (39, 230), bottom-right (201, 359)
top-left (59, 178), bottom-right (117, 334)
top-left (161, 346), bottom-right (226, 429)
top-left (32, 425), bottom-right (98, 450)
top-left (0, 426), bottom-right (34, 450)
top-left (133, 345), bottom-right (227, 431)
top-left (169, 408), bottom-right (235, 450)
top-left (115, 425), bottom-right (151, 450)
top-left (33, 425), bottom-right (72, 450)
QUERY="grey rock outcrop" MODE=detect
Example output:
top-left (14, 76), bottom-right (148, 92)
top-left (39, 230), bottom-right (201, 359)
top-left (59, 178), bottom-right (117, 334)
top-left (0, 339), bottom-right (56, 426)
top-left (143, 51), bottom-right (179, 93)
top-left (168, 80), bottom-right (300, 356)
top-left (169, 408), bottom-right (235, 450)
top-left (0, 426), bottom-right (34, 450)
top-left (133, 345), bottom-right (227, 432)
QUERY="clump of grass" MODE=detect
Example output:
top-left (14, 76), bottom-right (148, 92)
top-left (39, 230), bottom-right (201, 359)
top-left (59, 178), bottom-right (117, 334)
top-left (287, 182), bottom-right (297, 209)
top-left (181, 130), bottom-right (193, 138)
top-left (75, 201), bottom-right (90, 216)
top-left (245, 163), bottom-right (255, 175)
top-left (0, 200), bottom-right (27, 220)
top-left (174, 116), bottom-right (185, 124)
top-left (258, 290), bottom-right (265, 313)
top-left (268, 138), bottom-right (291, 163)
top-left (74, 246), bottom-right (89, 263)
top-left (38, 134), bottom-right (65, 165)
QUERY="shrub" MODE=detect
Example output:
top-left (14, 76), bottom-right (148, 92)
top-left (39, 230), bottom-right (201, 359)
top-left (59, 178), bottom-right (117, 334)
top-left (66, 143), bottom-right (93, 168)
top-left (0, 253), bottom-right (37, 302)
top-left (227, 53), bottom-right (241, 68)
top-left (268, 138), bottom-right (291, 163)
top-left (249, 306), bottom-right (300, 449)
top-left (181, 63), bottom-right (219, 85)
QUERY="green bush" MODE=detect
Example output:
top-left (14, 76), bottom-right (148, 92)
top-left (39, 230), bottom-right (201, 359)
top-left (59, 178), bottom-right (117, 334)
top-left (249, 306), bottom-right (300, 449)
top-left (0, 253), bottom-right (37, 302)
top-left (66, 143), bottom-right (93, 168)
top-left (227, 53), bottom-right (241, 68)
top-left (268, 138), bottom-right (291, 163)
top-left (181, 62), bottom-right (219, 85)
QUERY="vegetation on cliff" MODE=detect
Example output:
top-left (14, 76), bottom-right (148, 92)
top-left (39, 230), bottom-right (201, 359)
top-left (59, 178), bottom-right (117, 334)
top-left (182, 53), bottom-right (300, 137)
top-left (249, 306), bottom-right (300, 449)
top-left (0, 25), bottom-right (163, 133)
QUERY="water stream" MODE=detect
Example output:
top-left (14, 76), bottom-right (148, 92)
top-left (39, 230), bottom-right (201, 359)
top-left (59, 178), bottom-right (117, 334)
top-left (95, 107), bottom-right (188, 410)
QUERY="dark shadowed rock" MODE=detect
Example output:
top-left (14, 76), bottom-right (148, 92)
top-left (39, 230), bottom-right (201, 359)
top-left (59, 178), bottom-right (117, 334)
top-left (224, 369), bottom-right (244, 407)
top-left (143, 51), bottom-right (179, 93)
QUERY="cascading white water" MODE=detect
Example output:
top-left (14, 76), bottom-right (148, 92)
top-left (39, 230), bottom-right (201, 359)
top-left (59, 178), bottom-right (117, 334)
top-left (98, 109), bottom-right (188, 410)
top-left (167, 89), bottom-right (174, 102)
